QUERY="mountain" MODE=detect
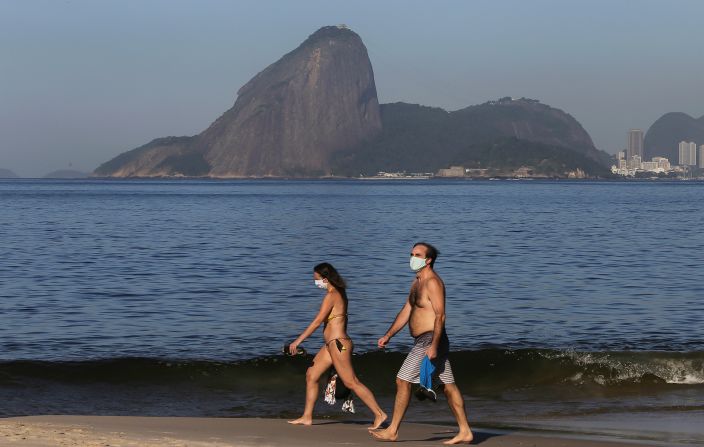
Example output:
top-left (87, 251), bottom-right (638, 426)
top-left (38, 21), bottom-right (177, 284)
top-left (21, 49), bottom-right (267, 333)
top-left (43, 169), bottom-right (90, 179)
top-left (96, 27), bottom-right (607, 178)
top-left (644, 112), bottom-right (704, 161)
top-left (94, 136), bottom-right (198, 177)
top-left (0, 168), bottom-right (19, 178)
top-left (332, 98), bottom-right (611, 176)
top-left (95, 25), bottom-right (381, 177)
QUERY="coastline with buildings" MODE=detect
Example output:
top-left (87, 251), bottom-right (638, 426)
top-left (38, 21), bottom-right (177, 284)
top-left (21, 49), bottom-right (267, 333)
top-left (362, 165), bottom-right (589, 180)
top-left (357, 171), bottom-right (433, 179)
top-left (360, 128), bottom-right (704, 181)
top-left (435, 165), bottom-right (588, 179)
top-left (611, 129), bottom-right (704, 179)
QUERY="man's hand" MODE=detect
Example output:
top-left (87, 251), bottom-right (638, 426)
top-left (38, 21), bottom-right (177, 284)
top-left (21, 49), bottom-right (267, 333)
top-left (377, 335), bottom-right (390, 349)
top-left (288, 341), bottom-right (300, 355)
top-left (425, 345), bottom-right (438, 360)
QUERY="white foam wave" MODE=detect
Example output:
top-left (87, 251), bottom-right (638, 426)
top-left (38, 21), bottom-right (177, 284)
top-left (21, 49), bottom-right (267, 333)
top-left (545, 350), bottom-right (704, 385)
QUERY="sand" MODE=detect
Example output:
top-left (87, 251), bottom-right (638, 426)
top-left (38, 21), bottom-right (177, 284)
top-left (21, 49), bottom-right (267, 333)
top-left (0, 416), bottom-right (660, 447)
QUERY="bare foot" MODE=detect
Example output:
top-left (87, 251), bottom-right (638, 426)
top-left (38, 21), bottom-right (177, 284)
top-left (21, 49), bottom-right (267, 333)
top-left (368, 412), bottom-right (388, 430)
top-left (443, 430), bottom-right (473, 444)
top-left (370, 427), bottom-right (398, 442)
top-left (287, 417), bottom-right (312, 426)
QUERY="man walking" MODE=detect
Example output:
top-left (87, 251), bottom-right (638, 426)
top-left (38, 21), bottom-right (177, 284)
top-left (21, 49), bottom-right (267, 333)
top-left (371, 242), bottom-right (473, 444)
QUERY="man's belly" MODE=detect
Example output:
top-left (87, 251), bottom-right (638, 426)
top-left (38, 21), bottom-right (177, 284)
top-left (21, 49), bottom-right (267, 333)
top-left (409, 313), bottom-right (435, 338)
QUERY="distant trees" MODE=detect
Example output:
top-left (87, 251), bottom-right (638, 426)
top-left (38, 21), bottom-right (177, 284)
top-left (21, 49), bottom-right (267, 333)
top-left (332, 102), bottom-right (610, 178)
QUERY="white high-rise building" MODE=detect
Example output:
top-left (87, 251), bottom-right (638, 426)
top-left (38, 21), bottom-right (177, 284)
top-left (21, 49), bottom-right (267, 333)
top-left (679, 141), bottom-right (697, 166)
top-left (679, 141), bottom-right (687, 165)
top-left (700, 146), bottom-right (704, 168)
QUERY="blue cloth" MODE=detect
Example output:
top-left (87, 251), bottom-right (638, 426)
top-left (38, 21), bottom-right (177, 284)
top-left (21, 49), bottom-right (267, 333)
top-left (420, 355), bottom-right (436, 390)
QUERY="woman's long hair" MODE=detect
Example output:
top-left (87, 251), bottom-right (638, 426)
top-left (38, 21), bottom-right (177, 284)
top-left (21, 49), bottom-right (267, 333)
top-left (314, 262), bottom-right (347, 299)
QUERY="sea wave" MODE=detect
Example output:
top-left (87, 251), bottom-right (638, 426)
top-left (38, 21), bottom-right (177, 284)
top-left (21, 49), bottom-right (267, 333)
top-left (1, 349), bottom-right (702, 392)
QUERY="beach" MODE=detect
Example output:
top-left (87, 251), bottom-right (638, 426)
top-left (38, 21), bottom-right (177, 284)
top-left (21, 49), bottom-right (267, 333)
top-left (0, 416), bottom-right (662, 447)
top-left (1, 180), bottom-right (703, 446)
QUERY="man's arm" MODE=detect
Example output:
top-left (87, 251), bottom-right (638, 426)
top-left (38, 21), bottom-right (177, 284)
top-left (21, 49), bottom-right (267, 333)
top-left (377, 300), bottom-right (412, 348)
top-left (425, 278), bottom-right (446, 359)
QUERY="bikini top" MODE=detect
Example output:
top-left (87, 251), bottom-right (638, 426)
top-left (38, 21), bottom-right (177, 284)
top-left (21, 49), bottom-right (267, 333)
top-left (326, 313), bottom-right (348, 322)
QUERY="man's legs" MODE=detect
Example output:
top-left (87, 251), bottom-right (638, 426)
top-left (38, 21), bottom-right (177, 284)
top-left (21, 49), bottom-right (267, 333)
top-left (441, 383), bottom-right (473, 445)
top-left (370, 377), bottom-right (412, 441)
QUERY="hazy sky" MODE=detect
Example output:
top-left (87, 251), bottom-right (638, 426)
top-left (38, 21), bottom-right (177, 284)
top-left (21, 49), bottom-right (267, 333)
top-left (2, 0), bottom-right (703, 177)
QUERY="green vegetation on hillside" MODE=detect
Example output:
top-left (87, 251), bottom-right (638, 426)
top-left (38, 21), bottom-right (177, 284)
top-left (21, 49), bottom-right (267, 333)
top-left (454, 138), bottom-right (609, 176)
top-left (332, 101), bottom-right (611, 177)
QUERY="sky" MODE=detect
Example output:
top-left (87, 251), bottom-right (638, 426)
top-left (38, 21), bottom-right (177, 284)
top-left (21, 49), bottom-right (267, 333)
top-left (1, 0), bottom-right (703, 177)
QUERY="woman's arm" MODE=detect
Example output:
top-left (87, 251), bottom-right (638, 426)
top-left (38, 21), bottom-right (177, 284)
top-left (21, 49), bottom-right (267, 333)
top-left (288, 293), bottom-right (334, 354)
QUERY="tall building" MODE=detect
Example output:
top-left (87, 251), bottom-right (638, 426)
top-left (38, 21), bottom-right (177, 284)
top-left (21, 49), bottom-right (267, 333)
top-left (679, 141), bottom-right (686, 165)
top-left (627, 129), bottom-right (644, 160)
top-left (700, 145), bottom-right (704, 168)
top-left (679, 141), bottom-right (697, 166)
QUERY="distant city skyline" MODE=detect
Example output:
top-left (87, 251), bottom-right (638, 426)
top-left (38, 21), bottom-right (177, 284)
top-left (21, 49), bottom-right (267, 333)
top-left (2, 0), bottom-right (704, 177)
top-left (612, 131), bottom-right (702, 177)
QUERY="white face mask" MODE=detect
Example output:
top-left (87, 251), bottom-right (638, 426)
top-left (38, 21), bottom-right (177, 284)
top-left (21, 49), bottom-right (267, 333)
top-left (409, 256), bottom-right (427, 272)
top-left (314, 279), bottom-right (328, 290)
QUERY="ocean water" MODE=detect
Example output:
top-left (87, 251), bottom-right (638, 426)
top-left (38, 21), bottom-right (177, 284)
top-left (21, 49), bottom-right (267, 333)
top-left (1, 179), bottom-right (703, 445)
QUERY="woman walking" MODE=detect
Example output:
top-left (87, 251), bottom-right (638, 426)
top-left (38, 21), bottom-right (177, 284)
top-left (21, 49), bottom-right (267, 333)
top-left (287, 262), bottom-right (387, 429)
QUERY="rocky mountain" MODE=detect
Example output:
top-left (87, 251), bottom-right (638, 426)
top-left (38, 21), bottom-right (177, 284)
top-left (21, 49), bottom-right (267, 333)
top-left (644, 112), bottom-right (704, 161)
top-left (96, 27), bottom-right (608, 178)
top-left (332, 98), bottom-right (611, 176)
top-left (0, 168), bottom-right (19, 178)
top-left (95, 26), bottom-right (381, 177)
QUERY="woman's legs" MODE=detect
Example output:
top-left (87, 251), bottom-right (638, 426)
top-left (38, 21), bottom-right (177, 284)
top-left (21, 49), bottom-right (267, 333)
top-left (329, 339), bottom-right (387, 429)
top-left (288, 345), bottom-right (333, 425)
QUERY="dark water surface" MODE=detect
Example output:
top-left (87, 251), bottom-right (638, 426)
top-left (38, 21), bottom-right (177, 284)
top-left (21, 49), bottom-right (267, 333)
top-left (1, 179), bottom-right (703, 444)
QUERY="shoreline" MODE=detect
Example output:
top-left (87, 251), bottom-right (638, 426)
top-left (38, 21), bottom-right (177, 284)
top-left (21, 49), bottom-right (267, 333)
top-left (0, 416), bottom-right (671, 447)
top-left (4, 176), bottom-right (704, 182)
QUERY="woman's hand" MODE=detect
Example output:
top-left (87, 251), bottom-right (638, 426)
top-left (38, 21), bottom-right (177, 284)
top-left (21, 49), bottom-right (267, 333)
top-left (288, 341), bottom-right (300, 355)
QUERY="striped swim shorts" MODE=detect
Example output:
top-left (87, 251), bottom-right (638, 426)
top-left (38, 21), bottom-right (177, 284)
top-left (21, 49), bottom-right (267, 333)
top-left (397, 331), bottom-right (455, 384)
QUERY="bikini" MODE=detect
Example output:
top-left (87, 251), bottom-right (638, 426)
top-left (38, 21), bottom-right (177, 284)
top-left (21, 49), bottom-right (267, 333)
top-left (324, 312), bottom-right (352, 352)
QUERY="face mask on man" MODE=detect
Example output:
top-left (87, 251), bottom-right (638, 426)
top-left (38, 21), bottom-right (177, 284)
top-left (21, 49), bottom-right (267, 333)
top-left (409, 256), bottom-right (427, 272)
top-left (314, 279), bottom-right (328, 289)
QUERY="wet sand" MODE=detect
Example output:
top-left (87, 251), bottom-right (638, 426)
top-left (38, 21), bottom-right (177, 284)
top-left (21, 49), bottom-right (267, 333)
top-left (0, 416), bottom-right (662, 446)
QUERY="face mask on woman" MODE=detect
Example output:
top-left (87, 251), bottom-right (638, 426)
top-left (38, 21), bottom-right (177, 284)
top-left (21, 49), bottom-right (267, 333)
top-left (410, 256), bottom-right (427, 272)
top-left (314, 279), bottom-right (328, 289)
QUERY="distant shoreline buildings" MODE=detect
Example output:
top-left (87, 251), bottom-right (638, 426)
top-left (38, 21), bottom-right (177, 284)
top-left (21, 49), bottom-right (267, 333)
top-left (611, 129), bottom-right (703, 178)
